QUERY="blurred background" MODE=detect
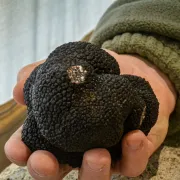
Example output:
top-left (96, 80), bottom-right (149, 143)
top-left (0, 0), bottom-right (114, 104)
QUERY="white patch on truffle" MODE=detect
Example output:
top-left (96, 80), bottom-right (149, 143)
top-left (67, 65), bottom-right (88, 84)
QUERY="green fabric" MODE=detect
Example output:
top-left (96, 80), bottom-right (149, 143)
top-left (90, 0), bottom-right (180, 142)
top-left (90, 0), bottom-right (180, 45)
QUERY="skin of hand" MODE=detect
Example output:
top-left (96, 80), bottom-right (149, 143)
top-left (4, 50), bottom-right (177, 180)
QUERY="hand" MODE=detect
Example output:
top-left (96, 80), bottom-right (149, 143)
top-left (106, 50), bottom-right (177, 176)
top-left (5, 60), bottom-right (112, 180)
top-left (5, 50), bottom-right (177, 179)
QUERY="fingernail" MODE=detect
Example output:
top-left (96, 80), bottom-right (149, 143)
top-left (127, 140), bottom-right (143, 150)
top-left (87, 161), bottom-right (105, 171)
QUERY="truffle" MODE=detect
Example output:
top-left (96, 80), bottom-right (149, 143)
top-left (22, 41), bottom-right (159, 168)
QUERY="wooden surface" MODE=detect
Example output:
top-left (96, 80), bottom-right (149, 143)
top-left (0, 100), bottom-right (26, 172)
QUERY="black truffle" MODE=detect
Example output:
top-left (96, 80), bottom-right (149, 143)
top-left (22, 41), bottom-right (159, 168)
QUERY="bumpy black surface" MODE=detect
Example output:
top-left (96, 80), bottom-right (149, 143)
top-left (22, 41), bottom-right (159, 168)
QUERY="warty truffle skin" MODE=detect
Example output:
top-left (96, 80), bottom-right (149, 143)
top-left (22, 41), bottom-right (159, 168)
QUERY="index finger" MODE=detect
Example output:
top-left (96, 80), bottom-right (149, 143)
top-left (13, 60), bottom-right (45, 105)
top-left (4, 126), bottom-right (31, 166)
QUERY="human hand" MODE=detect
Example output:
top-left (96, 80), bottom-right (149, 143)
top-left (5, 60), bottom-right (112, 180)
top-left (103, 50), bottom-right (177, 177)
top-left (5, 50), bottom-right (177, 179)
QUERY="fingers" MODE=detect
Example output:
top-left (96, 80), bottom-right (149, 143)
top-left (4, 126), bottom-right (31, 166)
top-left (13, 60), bottom-right (45, 105)
top-left (114, 130), bottom-right (149, 177)
top-left (79, 149), bottom-right (111, 180)
top-left (115, 120), bottom-right (168, 178)
top-left (4, 126), bottom-right (71, 180)
top-left (27, 150), bottom-right (71, 180)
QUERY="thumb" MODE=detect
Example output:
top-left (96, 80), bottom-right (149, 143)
top-left (78, 149), bottom-right (111, 180)
top-left (116, 130), bottom-right (149, 177)
top-left (13, 60), bottom-right (45, 105)
top-left (17, 60), bottom-right (45, 82)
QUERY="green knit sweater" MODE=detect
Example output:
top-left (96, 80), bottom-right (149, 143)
top-left (90, 0), bottom-right (180, 146)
